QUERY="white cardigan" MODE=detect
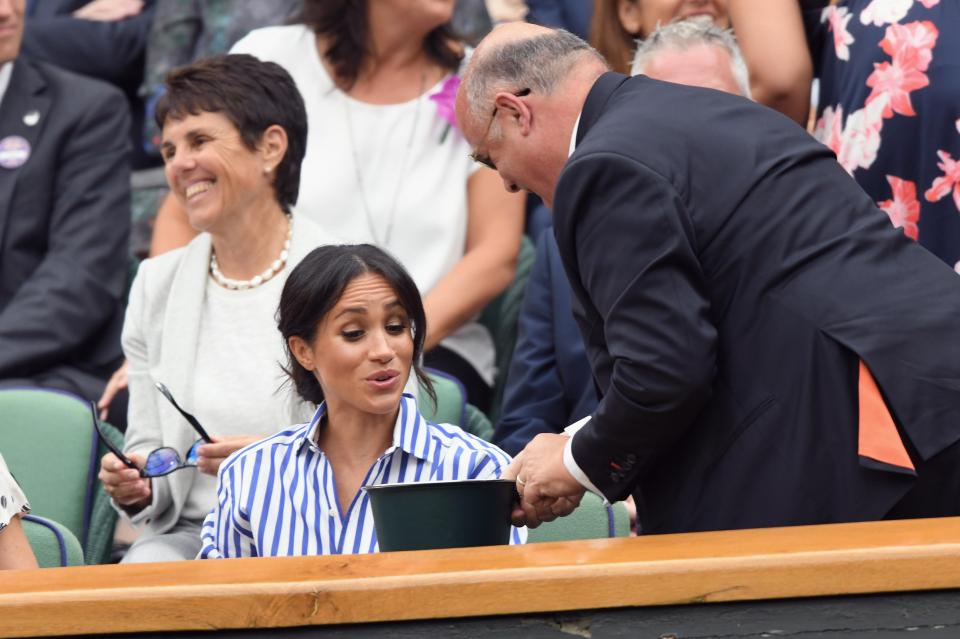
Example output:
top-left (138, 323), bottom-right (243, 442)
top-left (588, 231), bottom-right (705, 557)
top-left (118, 216), bottom-right (332, 535)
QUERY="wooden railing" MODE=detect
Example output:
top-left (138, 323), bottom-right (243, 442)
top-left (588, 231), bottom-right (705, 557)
top-left (3, 517), bottom-right (960, 638)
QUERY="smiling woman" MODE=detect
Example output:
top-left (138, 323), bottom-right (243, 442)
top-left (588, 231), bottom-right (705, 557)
top-left (199, 244), bottom-right (523, 558)
top-left (99, 55), bottom-right (339, 564)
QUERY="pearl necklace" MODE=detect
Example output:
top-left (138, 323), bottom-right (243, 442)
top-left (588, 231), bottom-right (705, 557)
top-left (209, 215), bottom-right (293, 290)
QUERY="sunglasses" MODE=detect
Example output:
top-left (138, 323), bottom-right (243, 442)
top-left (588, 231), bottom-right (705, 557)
top-left (91, 382), bottom-right (214, 478)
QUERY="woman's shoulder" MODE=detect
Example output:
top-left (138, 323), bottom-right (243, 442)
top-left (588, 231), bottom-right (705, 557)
top-left (230, 24), bottom-right (314, 60)
top-left (129, 234), bottom-right (210, 303)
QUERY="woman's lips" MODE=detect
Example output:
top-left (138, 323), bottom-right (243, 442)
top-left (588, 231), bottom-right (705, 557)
top-left (366, 370), bottom-right (401, 391)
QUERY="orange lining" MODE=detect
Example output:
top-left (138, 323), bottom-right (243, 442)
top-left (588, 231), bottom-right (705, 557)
top-left (858, 360), bottom-right (914, 472)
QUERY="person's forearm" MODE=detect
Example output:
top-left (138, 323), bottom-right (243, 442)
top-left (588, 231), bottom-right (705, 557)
top-left (729, 0), bottom-right (812, 126)
top-left (150, 191), bottom-right (199, 257)
top-left (423, 245), bottom-right (517, 351)
top-left (0, 516), bottom-right (39, 570)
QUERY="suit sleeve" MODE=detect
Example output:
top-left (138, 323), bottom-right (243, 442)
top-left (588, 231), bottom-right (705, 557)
top-left (20, 2), bottom-right (155, 85)
top-left (493, 231), bottom-right (576, 457)
top-left (0, 82), bottom-right (130, 378)
top-left (556, 153), bottom-right (717, 502)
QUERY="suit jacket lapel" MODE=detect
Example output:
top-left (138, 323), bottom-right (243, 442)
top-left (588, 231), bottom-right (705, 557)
top-left (0, 60), bottom-right (50, 252)
top-left (158, 234), bottom-right (211, 508)
top-left (576, 72), bottom-right (630, 148)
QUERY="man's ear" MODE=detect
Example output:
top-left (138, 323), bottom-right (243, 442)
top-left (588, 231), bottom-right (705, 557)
top-left (260, 124), bottom-right (289, 172)
top-left (288, 335), bottom-right (314, 372)
top-left (617, 0), bottom-right (643, 35)
top-left (492, 91), bottom-right (533, 136)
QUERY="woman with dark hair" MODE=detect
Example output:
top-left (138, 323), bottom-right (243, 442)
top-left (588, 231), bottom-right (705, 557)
top-left (200, 245), bottom-right (523, 558)
top-left (98, 54), bottom-right (338, 563)
top-left (149, 0), bottom-right (526, 413)
top-left (590, 0), bottom-right (729, 73)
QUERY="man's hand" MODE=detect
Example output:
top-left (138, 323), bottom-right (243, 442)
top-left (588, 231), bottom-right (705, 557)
top-left (73, 0), bottom-right (143, 21)
top-left (196, 435), bottom-right (265, 476)
top-left (97, 359), bottom-right (128, 421)
top-left (503, 433), bottom-right (586, 528)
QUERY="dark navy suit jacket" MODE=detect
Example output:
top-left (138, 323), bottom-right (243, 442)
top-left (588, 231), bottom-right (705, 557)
top-left (0, 58), bottom-right (130, 401)
top-left (493, 230), bottom-right (598, 457)
top-left (525, 0), bottom-right (593, 40)
top-left (554, 72), bottom-right (960, 534)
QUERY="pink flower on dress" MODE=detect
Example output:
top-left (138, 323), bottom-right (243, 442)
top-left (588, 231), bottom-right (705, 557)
top-left (429, 74), bottom-right (460, 128)
top-left (879, 21), bottom-right (938, 73)
top-left (877, 176), bottom-right (920, 240)
top-left (865, 60), bottom-right (929, 117)
top-left (814, 104), bottom-right (845, 155)
top-left (919, 0), bottom-right (939, 7)
top-left (860, 0), bottom-right (913, 26)
top-left (924, 150), bottom-right (960, 212)
top-left (822, 6), bottom-right (855, 61)
top-left (836, 97), bottom-right (887, 173)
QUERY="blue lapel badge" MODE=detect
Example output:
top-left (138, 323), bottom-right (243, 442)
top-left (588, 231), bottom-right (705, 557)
top-left (0, 135), bottom-right (31, 169)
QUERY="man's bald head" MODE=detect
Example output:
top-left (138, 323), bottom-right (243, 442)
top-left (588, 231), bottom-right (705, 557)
top-left (457, 24), bottom-right (608, 132)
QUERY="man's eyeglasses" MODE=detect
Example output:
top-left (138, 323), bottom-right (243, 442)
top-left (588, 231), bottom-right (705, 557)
top-left (91, 382), bottom-right (214, 478)
top-left (469, 88), bottom-right (531, 171)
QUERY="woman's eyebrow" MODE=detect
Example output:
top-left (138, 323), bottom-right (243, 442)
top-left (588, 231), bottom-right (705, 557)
top-left (334, 307), bottom-right (367, 319)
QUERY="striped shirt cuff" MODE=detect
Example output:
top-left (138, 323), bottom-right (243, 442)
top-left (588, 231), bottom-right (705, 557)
top-left (562, 416), bottom-right (610, 506)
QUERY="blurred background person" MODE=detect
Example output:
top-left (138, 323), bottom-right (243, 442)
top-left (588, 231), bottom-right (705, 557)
top-left (0, 452), bottom-right (37, 570)
top-left (201, 244), bottom-right (523, 559)
top-left (99, 55), bottom-right (334, 563)
top-left (732, 0), bottom-right (960, 270)
top-left (526, 0), bottom-right (593, 40)
top-left (20, 0), bottom-right (157, 169)
top-left (0, 0), bottom-right (130, 422)
top-left (146, 0), bottom-right (525, 414)
top-left (494, 18), bottom-right (751, 497)
top-left (590, 0), bottom-right (729, 73)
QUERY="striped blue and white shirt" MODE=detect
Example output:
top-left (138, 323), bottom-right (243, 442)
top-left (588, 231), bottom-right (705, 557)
top-left (200, 394), bottom-right (525, 558)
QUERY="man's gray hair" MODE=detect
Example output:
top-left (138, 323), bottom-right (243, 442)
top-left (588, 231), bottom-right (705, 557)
top-left (465, 29), bottom-right (607, 122)
top-left (630, 18), bottom-right (752, 99)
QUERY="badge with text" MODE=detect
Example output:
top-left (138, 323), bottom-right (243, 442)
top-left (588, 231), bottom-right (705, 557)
top-left (0, 135), bottom-right (30, 169)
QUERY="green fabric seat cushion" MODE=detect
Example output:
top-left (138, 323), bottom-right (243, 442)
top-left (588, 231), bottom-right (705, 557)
top-left (22, 514), bottom-right (85, 567)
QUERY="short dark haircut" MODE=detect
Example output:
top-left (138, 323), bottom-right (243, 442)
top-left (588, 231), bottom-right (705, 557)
top-left (278, 244), bottom-right (436, 408)
top-left (155, 54), bottom-right (308, 210)
top-left (301, 0), bottom-right (462, 90)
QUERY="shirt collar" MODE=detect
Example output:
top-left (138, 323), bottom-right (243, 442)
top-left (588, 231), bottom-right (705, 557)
top-left (299, 393), bottom-right (435, 462)
top-left (568, 111), bottom-right (582, 158)
top-left (0, 62), bottom-right (13, 111)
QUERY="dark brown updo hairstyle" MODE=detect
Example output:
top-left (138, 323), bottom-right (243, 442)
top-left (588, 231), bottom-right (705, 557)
top-left (155, 54), bottom-right (308, 211)
top-left (590, 0), bottom-right (639, 74)
top-left (278, 244), bottom-right (436, 407)
top-left (301, 0), bottom-right (463, 90)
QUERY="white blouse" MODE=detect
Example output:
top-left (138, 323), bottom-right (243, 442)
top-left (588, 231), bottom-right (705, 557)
top-left (231, 25), bottom-right (495, 385)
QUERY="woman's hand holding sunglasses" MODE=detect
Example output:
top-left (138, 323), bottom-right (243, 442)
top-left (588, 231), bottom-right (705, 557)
top-left (98, 451), bottom-right (151, 513)
top-left (195, 434), bottom-right (266, 476)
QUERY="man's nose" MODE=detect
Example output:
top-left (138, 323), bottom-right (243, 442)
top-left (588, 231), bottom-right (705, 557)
top-left (502, 177), bottom-right (520, 193)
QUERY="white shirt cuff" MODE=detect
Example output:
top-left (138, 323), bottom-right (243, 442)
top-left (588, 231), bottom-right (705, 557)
top-left (562, 416), bottom-right (609, 506)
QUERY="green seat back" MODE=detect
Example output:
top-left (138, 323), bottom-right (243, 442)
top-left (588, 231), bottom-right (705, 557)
top-left (0, 388), bottom-right (120, 564)
top-left (419, 369), bottom-right (467, 426)
top-left (22, 514), bottom-right (85, 567)
top-left (526, 493), bottom-right (631, 543)
top-left (479, 236), bottom-right (536, 425)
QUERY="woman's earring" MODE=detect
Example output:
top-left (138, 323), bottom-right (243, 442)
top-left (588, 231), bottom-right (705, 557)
top-left (264, 166), bottom-right (273, 175)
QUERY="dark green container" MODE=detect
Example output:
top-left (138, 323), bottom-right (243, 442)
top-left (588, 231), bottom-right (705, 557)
top-left (365, 479), bottom-right (516, 552)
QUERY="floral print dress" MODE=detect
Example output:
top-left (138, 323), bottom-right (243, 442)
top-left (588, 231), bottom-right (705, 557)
top-left (0, 453), bottom-right (29, 532)
top-left (804, 0), bottom-right (960, 271)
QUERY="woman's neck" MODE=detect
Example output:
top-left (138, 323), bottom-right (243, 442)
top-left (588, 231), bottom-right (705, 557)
top-left (317, 401), bottom-right (398, 466)
top-left (209, 199), bottom-right (289, 281)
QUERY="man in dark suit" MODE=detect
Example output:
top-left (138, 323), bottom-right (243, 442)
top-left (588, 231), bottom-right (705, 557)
top-left (456, 23), bottom-right (960, 534)
top-left (0, 0), bottom-right (130, 418)
top-left (526, 0), bottom-right (593, 40)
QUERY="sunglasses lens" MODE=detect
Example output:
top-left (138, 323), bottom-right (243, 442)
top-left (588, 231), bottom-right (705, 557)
top-left (144, 448), bottom-right (182, 477)
top-left (185, 440), bottom-right (202, 465)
